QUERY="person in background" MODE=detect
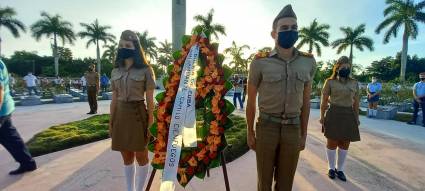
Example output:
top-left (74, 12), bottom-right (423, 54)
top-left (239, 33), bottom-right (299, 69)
top-left (242, 77), bottom-right (247, 103)
top-left (232, 75), bottom-right (244, 110)
top-left (0, 59), bottom-right (37, 175)
top-left (320, 56), bottom-right (360, 182)
top-left (100, 73), bottom-right (110, 93)
top-left (8, 73), bottom-right (15, 96)
top-left (407, 72), bottom-right (425, 127)
top-left (85, 65), bottom-right (99, 115)
top-left (366, 76), bottom-right (382, 117)
top-left (65, 77), bottom-right (71, 93)
top-left (81, 75), bottom-right (87, 93)
top-left (23, 72), bottom-right (38, 96)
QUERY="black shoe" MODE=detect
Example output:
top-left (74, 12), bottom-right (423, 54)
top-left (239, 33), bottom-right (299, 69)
top-left (407, 121), bottom-right (416, 125)
top-left (87, 111), bottom-right (94, 115)
top-left (9, 162), bottom-right (37, 175)
top-left (327, 169), bottom-right (336, 179)
top-left (336, 170), bottom-right (347, 181)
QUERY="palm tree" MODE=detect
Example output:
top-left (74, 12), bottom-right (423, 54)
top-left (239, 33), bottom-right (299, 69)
top-left (0, 6), bottom-right (26, 56)
top-left (331, 24), bottom-right (374, 65)
top-left (375, 0), bottom-right (425, 81)
top-left (224, 41), bottom-right (250, 74)
top-left (296, 19), bottom-right (330, 57)
top-left (137, 31), bottom-right (157, 62)
top-left (79, 19), bottom-right (115, 74)
top-left (31, 12), bottom-right (75, 76)
top-left (192, 9), bottom-right (226, 40)
top-left (157, 40), bottom-right (173, 71)
top-left (102, 43), bottom-right (117, 65)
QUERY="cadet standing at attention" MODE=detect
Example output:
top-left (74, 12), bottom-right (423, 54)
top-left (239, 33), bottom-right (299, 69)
top-left (85, 64), bottom-right (99, 114)
top-left (246, 4), bottom-right (316, 191)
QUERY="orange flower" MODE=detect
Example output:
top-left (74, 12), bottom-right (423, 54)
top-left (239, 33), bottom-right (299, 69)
top-left (166, 115), bottom-right (172, 124)
top-left (188, 156), bottom-right (198, 167)
top-left (205, 76), bottom-right (213, 83)
top-left (173, 65), bottom-right (182, 73)
top-left (212, 106), bottom-right (221, 114)
top-left (196, 148), bottom-right (208, 160)
top-left (209, 144), bottom-right (218, 152)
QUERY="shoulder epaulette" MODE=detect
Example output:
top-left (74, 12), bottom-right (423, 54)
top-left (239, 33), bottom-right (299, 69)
top-left (299, 51), bottom-right (314, 58)
top-left (254, 51), bottom-right (270, 60)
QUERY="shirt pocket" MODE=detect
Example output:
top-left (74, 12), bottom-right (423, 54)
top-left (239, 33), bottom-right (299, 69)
top-left (294, 72), bottom-right (311, 93)
top-left (110, 72), bottom-right (123, 91)
top-left (261, 74), bottom-right (283, 95)
top-left (129, 72), bottom-right (146, 92)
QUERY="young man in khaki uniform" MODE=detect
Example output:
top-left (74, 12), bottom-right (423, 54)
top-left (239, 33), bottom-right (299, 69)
top-left (85, 64), bottom-right (100, 114)
top-left (246, 4), bottom-right (316, 191)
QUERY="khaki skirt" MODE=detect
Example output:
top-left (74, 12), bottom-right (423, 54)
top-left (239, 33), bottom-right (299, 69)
top-left (323, 105), bottom-right (361, 142)
top-left (111, 100), bottom-right (149, 151)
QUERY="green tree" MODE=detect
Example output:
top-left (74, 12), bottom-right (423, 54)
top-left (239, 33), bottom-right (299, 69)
top-left (375, 0), bottom-right (425, 81)
top-left (156, 40), bottom-right (173, 74)
top-left (78, 19), bottom-right (115, 75)
top-left (296, 19), bottom-right (330, 56)
top-left (192, 9), bottom-right (226, 40)
top-left (331, 24), bottom-right (374, 65)
top-left (102, 43), bottom-right (117, 65)
top-left (137, 31), bottom-right (157, 62)
top-left (0, 6), bottom-right (26, 56)
top-left (31, 12), bottom-right (75, 76)
top-left (57, 46), bottom-right (73, 61)
top-left (224, 41), bottom-right (250, 74)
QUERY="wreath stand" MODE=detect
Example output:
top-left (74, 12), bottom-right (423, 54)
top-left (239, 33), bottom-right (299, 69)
top-left (145, 151), bottom-right (231, 191)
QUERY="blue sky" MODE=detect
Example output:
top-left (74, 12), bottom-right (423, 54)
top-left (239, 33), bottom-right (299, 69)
top-left (1, 0), bottom-right (425, 69)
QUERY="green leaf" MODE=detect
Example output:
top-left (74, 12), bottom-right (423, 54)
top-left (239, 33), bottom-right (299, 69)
top-left (223, 118), bottom-right (234, 130)
top-left (204, 111), bottom-right (215, 122)
top-left (211, 43), bottom-right (219, 52)
top-left (224, 80), bottom-right (233, 91)
top-left (162, 76), bottom-right (169, 89)
top-left (208, 155), bottom-right (221, 168)
top-left (172, 50), bottom-right (182, 61)
top-left (155, 92), bottom-right (166, 103)
top-left (197, 122), bottom-right (210, 139)
top-left (224, 99), bottom-right (235, 115)
top-left (182, 35), bottom-right (192, 47)
top-left (195, 168), bottom-right (206, 179)
top-left (204, 96), bottom-right (212, 109)
top-left (223, 65), bottom-right (233, 80)
top-left (148, 142), bottom-right (155, 152)
top-left (216, 54), bottom-right (225, 65)
top-left (167, 64), bottom-right (174, 75)
top-left (149, 122), bottom-right (158, 137)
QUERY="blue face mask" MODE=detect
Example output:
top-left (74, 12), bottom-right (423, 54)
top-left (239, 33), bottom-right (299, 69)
top-left (277, 30), bottom-right (299, 49)
top-left (117, 48), bottom-right (136, 59)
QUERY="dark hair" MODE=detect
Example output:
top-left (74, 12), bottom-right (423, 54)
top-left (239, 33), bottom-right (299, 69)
top-left (328, 56), bottom-right (351, 80)
top-left (114, 30), bottom-right (150, 69)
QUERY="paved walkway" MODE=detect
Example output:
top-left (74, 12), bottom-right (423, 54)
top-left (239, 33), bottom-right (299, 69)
top-left (0, 101), bottom-right (425, 191)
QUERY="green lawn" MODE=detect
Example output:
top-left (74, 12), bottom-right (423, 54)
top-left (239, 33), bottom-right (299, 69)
top-left (26, 114), bottom-right (249, 163)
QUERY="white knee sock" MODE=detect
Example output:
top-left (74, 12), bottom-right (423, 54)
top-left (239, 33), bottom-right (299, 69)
top-left (372, 109), bottom-right (378, 117)
top-left (336, 148), bottom-right (348, 172)
top-left (326, 148), bottom-right (336, 170)
top-left (124, 164), bottom-right (136, 191)
top-left (136, 164), bottom-right (149, 191)
top-left (368, 109), bottom-right (372, 117)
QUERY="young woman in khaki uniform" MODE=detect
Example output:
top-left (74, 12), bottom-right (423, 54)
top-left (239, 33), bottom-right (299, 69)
top-left (109, 30), bottom-right (156, 191)
top-left (320, 56), bottom-right (360, 182)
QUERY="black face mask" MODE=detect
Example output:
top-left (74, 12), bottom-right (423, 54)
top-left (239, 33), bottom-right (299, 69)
top-left (117, 48), bottom-right (136, 59)
top-left (338, 68), bottom-right (351, 78)
top-left (278, 31), bottom-right (298, 49)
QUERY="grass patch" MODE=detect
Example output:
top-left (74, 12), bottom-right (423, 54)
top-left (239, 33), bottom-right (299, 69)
top-left (27, 115), bottom-right (110, 157)
top-left (27, 114), bottom-right (249, 163)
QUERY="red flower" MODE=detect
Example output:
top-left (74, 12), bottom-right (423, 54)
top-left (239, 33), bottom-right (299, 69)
top-left (208, 152), bottom-right (217, 159)
top-left (187, 166), bottom-right (195, 176)
top-left (219, 100), bottom-right (225, 108)
top-left (219, 127), bottom-right (225, 134)
top-left (198, 143), bottom-right (205, 148)
top-left (203, 157), bottom-right (210, 164)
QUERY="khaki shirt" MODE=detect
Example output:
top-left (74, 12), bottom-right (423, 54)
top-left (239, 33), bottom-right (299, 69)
top-left (322, 78), bottom-right (359, 107)
top-left (85, 71), bottom-right (99, 86)
top-left (111, 66), bottom-right (156, 102)
top-left (249, 49), bottom-right (316, 117)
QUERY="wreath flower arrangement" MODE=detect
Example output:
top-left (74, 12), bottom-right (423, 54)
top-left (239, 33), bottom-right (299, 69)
top-left (149, 34), bottom-right (235, 186)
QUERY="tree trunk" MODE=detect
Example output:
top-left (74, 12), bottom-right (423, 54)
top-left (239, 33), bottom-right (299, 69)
top-left (96, 40), bottom-right (101, 75)
top-left (53, 34), bottom-right (59, 77)
top-left (349, 44), bottom-right (353, 65)
top-left (400, 27), bottom-right (409, 82)
top-left (308, 42), bottom-right (313, 54)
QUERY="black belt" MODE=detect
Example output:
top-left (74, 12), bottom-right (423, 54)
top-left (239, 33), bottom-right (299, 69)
top-left (259, 112), bottom-right (300, 125)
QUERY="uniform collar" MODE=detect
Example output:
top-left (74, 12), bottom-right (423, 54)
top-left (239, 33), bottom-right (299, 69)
top-left (269, 48), bottom-right (299, 63)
